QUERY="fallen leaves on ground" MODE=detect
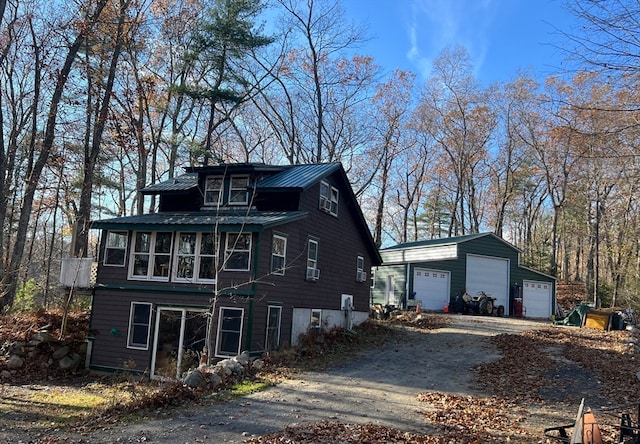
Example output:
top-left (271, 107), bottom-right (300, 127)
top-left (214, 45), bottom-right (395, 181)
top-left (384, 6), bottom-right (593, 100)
top-left (417, 392), bottom-right (536, 443)
top-left (4, 311), bottom-right (640, 444)
top-left (391, 312), bottom-right (452, 330)
top-left (246, 421), bottom-right (440, 444)
top-left (249, 320), bottom-right (640, 443)
top-left (474, 326), bottom-right (640, 404)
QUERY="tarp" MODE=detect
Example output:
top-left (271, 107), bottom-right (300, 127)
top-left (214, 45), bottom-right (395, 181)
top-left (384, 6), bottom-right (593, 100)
top-left (555, 303), bottom-right (591, 326)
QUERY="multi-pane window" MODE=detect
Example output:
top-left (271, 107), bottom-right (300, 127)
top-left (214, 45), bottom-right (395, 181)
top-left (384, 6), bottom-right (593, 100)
top-left (224, 233), bottom-right (251, 271)
top-left (307, 239), bottom-right (318, 269)
top-left (229, 175), bottom-right (250, 205)
top-left (356, 255), bottom-right (366, 282)
top-left (319, 180), bottom-right (339, 216)
top-left (204, 176), bottom-right (223, 205)
top-left (175, 233), bottom-right (196, 280)
top-left (174, 232), bottom-right (218, 282)
top-left (198, 233), bottom-right (217, 280)
top-left (127, 302), bottom-right (152, 349)
top-left (216, 307), bottom-right (244, 357)
top-left (306, 238), bottom-right (319, 280)
top-left (130, 232), bottom-right (173, 281)
top-left (271, 234), bottom-right (287, 275)
top-left (265, 305), bottom-right (282, 352)
top-left (104, 231), bottom-right (127, 266)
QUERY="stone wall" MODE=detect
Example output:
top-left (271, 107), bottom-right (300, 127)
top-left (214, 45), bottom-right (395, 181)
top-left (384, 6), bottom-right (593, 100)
top-left (1, 321), bottom-right (88, 382)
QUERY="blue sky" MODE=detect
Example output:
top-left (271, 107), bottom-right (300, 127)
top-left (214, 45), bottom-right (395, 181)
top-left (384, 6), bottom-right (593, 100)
top-left (343, 0), bottom-right (578, 85)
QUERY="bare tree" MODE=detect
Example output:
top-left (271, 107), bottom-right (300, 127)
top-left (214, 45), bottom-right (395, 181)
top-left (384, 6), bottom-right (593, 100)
top-left (564, 0), bottom-right (640, 85)
top-left (416, 46), bottom-right (495, 236)
top-left (0, 0), bottom-right (109, 312)
top-left (272, 0), bottom-right (372, 163)
top-left (72, 0), bottom-right (129, 258)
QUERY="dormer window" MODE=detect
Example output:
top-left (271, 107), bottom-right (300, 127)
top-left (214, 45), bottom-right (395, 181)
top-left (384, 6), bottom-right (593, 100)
top-left (229, 175), bottom-right (250, 205)
top-left (204, 176), bottom-right (223, 206)
top-left (319, 180), bottom-right (338, 216)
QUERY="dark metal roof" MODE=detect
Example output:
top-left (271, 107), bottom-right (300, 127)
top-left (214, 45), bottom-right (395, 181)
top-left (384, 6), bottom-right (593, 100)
top-left (141, 173), bottom-right (198, 194)
top-left (91, 210), bottom-right (308, 232)
top-left (381, 233), bottom-right (499, 251)
top-left (186, 163), bottom-right (284, 175)
top-left (257, 163), bottom-right (342, 191)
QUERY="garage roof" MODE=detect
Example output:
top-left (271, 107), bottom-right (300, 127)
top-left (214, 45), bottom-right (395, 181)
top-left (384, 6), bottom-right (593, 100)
top-left (382, 233), bottom-right (515, 251)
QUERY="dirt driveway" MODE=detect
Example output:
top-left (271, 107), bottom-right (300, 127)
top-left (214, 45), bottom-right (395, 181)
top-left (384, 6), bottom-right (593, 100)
top-left (59, 314), bottom-right (558, 444)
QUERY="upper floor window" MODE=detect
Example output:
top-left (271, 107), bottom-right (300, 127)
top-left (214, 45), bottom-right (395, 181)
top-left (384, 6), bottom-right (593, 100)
top-left (174, 232), bottom-right (218, 283)
top-left (271, 234), bottom-right (287, 275)
top-left (229, 175), bottom-right (250, 205)
top-left (356, 255), bottom-right (366, 282)
top-left (129, 232), bottom-right (173, 281)
top-left (204, 176), bottom-right (223, 206)
top-left (319, 180), bottom-right (339, 216)
top-left (104, 231), bottom-right (127, 266)
top-left (224, 233), bottom-right (252, 271)
top-left (306, 238), bottom-right (320, 281)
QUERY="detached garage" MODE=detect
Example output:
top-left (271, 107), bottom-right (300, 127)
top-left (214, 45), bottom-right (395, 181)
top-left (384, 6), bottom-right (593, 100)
top-left (371, 233), bottom-right (556, 319)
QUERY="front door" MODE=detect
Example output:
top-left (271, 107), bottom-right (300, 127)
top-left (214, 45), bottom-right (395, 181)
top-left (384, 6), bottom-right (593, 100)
top-left (151, 307), bottom-right (208, 379)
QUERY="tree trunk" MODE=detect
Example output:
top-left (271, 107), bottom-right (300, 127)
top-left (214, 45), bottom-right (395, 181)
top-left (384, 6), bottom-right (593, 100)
top-left (72, 0), bottom-right (127, 257)
top-left (0, 0), bottom-right (108, 312)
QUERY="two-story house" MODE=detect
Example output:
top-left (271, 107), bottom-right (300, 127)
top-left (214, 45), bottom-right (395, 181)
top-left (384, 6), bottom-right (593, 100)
top-left (87, 162), bottom-right (381, 379)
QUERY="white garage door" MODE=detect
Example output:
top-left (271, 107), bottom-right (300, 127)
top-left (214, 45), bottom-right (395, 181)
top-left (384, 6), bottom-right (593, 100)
top-left (413, 268), bottom-right (450, 310)
top-left (466, 254), bottom-right (509, 312)
top-left (522, 280), bottom-right (552, 318)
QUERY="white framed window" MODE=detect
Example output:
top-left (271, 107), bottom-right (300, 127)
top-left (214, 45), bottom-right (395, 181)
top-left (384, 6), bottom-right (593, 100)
top-left (224, 232), bottom-right (251, 271)
top-left (215, 307), bottom-right (244, 357)
top-left (306, 238), bottom-right (319, 280)
top-left (319, 180), bottom-right (339, 216)
top-left (104, 231), bottom-right (127, 266)
top-left (356, 255), bottom-right (366, 282)
top-left (127, 302), bottom-right (152, 350)
top-left (265, 305), bottom-right (282, 351)
top-left (229, 175), bottom-right (250, 205)
top-left (204, 176), bottom-right (223, 206)
top-left (370, 267), bottom-right (376, 289)
top-left (198, 232), bottom-right (217, 280)
top-left (129, 232), bottom-right (173, 281)
top-left (271, 234), bottom-right (287, 275)
top-left (310, 309), bottom-right (322, 331)
top-left (173, 232), bottom-right (218, 283)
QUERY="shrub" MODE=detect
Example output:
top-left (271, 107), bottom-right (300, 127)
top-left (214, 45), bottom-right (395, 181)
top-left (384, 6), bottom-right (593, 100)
top-left (10, 279), bottom-right (40, 313)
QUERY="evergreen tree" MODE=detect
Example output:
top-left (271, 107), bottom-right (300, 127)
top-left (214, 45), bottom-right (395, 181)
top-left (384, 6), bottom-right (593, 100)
top-left (177, 0), bottom-right (273, 163)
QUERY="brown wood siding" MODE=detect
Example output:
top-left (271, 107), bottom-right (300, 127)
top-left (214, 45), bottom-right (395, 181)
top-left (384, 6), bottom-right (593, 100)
top-left (92, 169), bottom-right (379, 369)
top-left (90, 287), bottom-right (242, 372)
top-left (247, 175), bottom-right (376, 351)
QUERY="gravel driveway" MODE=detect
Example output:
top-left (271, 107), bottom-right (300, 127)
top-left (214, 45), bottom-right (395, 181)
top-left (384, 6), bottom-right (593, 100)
top-left (70, 314), bottom-right (551, 444)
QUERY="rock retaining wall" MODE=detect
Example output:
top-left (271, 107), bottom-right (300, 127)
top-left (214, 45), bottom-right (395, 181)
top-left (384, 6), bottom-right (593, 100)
top-left (1, 330), bottom-right (87, 381)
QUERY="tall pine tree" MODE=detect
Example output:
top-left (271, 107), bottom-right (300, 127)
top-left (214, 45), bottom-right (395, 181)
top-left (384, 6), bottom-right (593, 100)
top-left (177, 0), bottom-right (273, 163)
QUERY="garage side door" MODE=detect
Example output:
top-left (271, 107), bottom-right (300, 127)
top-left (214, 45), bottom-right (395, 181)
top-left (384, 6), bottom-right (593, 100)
top-left (413, 268), bottom-right (450, 310)
top-left (523, 280), bottom-right (552, 318)
top-left (466, 254), bottom-right (509, 312)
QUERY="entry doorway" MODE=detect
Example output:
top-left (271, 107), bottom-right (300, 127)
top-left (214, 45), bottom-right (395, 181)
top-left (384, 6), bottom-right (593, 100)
top-left (151, 307), bottom-right (208, 379)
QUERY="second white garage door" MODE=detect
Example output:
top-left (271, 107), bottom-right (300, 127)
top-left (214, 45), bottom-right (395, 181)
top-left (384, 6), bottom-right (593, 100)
top-left (522, 280), bottom-right (552, 318)
top-left (466, 254), bottom-right (509, 312)
top-left (413, 268), bottom-right (450, 310)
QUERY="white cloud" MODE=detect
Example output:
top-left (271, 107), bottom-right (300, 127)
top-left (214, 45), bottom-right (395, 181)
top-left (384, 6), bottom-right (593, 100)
top-left (405, 0), bottom-right (500, 80)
